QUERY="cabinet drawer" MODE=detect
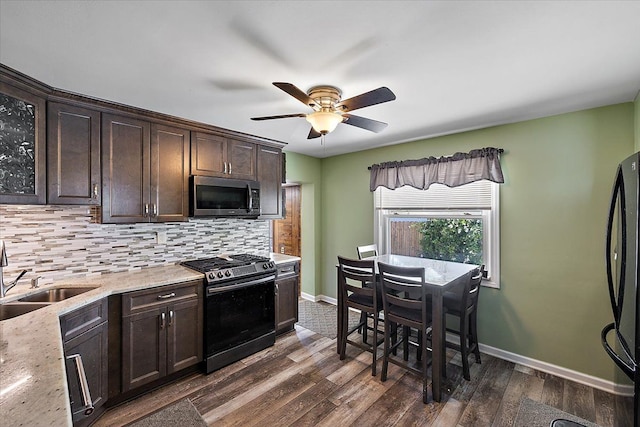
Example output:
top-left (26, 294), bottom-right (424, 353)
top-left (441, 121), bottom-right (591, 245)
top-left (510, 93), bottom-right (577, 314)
top-left (277, 262), bottom-right (298, 278)
top-left (60, 298), bottom-right (108, 342)
top-left (122, 281), bottom-right (201, 316)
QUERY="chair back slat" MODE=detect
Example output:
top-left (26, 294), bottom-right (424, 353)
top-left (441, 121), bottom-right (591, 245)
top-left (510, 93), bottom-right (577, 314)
top-left (338, 256), bottom-right (376, 299)
top-left (378, 262), bottom-right (430, 325)
top-left (357, 244), bottom-right (378, 260)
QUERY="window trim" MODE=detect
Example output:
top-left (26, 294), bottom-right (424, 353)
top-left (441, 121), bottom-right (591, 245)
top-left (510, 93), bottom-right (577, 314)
top-left (374, 182), bottom-right (500, 288)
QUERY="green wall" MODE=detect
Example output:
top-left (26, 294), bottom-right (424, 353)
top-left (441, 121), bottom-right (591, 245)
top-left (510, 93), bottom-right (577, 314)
top-left (280, 152), bottom-right (323, 297)
top-left (287, 103), bottom-right (635, 382)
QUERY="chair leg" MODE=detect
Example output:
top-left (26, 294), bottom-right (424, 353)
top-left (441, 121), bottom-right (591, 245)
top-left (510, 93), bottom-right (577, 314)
top-left (371, 310), bottom-right (378, 376)
top-left (421, 327), bottom-right (429, 404)
top-left (360, 311), bottom-right (368, 343)
top-left (339, 304), bottom-right (348, 360)
top-left (403, 326), bottom-right (410, 361)
top-left (460, 315), bottom-right (470, 381)
top-left (381, 317), bottom-right (390, 382)
top-left (470, 313), bottom-right (481, 363)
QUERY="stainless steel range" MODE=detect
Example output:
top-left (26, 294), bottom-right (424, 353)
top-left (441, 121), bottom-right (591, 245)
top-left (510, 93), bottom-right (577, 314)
top-left (181, 254), bottom-right (277, 373)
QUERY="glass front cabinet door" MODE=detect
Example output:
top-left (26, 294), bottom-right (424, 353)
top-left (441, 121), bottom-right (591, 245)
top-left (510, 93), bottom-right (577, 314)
top-left (0, 80), bottom-right (47, 204)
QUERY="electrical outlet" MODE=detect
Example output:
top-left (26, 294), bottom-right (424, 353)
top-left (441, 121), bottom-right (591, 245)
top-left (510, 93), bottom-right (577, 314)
top-left (157, 231), bottom-right (168, 244)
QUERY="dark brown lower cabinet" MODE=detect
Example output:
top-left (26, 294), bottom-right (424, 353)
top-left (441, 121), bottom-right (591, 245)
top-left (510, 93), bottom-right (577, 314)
top-left (121, 280), bottom-right (202, 392)
top-left (60, 299), bottom-right (108, 427)
top-left (275, 261), bottom-right (299, 334)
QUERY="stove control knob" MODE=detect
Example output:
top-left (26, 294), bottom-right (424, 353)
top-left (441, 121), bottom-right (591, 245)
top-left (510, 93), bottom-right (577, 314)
top-left (225, 270), bottom-right (232, 277)
top-left (263, 262), bottom-right (270, 269)
top-left (217, 271), bottom-right (224, 278)
top-left (208, 272), bottom-right (215, 280)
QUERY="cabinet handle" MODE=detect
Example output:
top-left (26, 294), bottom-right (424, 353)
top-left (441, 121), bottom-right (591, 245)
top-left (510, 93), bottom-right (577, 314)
top-left (92, 184), bottom-right (99, 200)
top-left (157, 292), bottom-right (176, 300)
top-left (224, 162), bottom-right (227, 174)
top-left (144, 203), bottom-right (149, 217)
top-left (66, 354), bottom-right (94, 416)
top-left (275, 283), bottom-right (279, 295)
top-left (228, 163), bottom-right (232, 174)
top-left (169, 310), bottom-right (174, 326)
top-left (160, 312), bottom-right (166, 329)
top-left (152, 203), bottom-right (157, 217)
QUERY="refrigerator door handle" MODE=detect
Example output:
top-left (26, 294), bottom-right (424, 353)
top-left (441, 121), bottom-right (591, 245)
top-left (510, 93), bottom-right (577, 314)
top-left (601, 322), bottom-right (635, 380)
top-left (605, 165), bottom-right (626, 325)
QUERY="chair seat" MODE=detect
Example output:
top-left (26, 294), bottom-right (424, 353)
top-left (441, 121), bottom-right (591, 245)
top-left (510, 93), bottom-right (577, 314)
top-left (387, 304), bottom-right (430, 324)
top-left (347, 292), bottom-right (382, 309)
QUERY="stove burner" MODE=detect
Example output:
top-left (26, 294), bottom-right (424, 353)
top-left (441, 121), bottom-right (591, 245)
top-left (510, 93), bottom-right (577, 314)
top-left (181, 254), bottom-right (275, 285)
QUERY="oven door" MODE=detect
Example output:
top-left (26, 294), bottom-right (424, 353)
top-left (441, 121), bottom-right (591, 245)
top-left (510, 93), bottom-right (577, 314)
top-left (204, 274), bottom-right (276, 359)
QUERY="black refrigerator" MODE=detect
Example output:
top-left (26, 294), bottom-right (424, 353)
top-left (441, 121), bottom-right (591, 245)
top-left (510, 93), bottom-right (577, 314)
top-left (603, 152), bottom-right (640, 427)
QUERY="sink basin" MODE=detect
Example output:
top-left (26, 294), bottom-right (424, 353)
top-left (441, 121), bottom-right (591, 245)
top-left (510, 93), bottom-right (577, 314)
top-left (0, 302), bottom-right (51, 321)
top-left (17, 287), bottom-right (97, 303)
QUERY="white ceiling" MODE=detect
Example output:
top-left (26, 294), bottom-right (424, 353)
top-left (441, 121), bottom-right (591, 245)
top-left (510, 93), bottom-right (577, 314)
top-left (1, 1), bottom-right (639, 158)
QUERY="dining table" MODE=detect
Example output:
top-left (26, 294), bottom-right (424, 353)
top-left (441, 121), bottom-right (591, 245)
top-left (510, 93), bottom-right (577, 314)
top-left (338, 253), bottom-right (478, 402)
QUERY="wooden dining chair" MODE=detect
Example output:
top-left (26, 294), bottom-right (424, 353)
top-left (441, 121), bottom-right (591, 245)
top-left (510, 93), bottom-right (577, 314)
top-left (355, 243), bottom-right (379, 342)
top-left (356, 244), bottom-right (378, 260)
top-left (337, 256), bottom-right (382, 376)
top-left (378, 261), bottom-right (432, 403)
top-left (441, 266), bottom-right (484, 380)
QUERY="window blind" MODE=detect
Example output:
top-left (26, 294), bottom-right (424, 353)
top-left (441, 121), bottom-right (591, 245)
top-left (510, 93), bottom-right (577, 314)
top-left (374, 180), bottom-right (493, 210)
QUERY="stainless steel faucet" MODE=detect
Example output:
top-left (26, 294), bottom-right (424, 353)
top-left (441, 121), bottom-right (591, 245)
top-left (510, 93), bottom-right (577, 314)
top-left (0, 240), bottom-right (27, 298)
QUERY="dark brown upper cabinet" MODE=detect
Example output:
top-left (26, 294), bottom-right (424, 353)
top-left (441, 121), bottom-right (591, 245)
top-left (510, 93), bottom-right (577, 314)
top-left (0, 79), bottom-right (47, 204)
top-left (101, 114), bottom-right (189, 223)
top-left (257, 145), bottom-right (283, 219)
top-left (191, 132), bottom-right (257, 181)
top-left (47, 102), bottom-right (101, 205)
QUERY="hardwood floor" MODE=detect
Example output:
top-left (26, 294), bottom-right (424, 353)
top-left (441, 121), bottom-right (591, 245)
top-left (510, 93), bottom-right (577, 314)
top-left (95, 325), bottom-right (632, 426)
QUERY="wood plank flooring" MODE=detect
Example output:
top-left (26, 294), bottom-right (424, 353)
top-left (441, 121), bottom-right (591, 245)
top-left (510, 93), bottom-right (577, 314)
top-left (94, 325), bottom-right (632, 426)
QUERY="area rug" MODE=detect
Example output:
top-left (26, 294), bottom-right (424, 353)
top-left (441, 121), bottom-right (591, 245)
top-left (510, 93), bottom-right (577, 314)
top-left (513, 397), bottom-right (600, 427)
top-left (297, 299), bottom-right (361, 339)
top-left (127, 398), bottom-right (206, 427)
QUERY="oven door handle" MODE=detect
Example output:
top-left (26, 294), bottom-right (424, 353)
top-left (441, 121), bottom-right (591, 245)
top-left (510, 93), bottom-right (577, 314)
top-left (207, 274), bottom-right (276, 295)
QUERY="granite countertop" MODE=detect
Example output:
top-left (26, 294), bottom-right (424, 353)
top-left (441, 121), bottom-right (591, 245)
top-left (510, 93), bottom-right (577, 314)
top-left (0, 253), bottom-right (300, 426)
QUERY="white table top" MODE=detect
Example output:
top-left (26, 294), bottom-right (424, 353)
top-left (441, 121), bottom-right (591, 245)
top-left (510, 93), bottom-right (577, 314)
top-left (367, 254), bottom-right (478, 287)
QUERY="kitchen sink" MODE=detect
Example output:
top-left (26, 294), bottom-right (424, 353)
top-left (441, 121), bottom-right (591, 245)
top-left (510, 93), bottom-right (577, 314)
top-left (17, 287), bottom-right (98, 303)
top-left (0, 302), bottom-right (51, 321)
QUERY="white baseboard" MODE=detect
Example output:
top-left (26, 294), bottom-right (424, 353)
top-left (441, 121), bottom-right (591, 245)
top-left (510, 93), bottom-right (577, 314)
top-left (298, 295), bottom-right (633, 396)
top-left (478, 342), bottom-right (634, 396)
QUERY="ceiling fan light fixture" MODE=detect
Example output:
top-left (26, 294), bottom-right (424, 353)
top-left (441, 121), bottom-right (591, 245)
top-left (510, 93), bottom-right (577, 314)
top-left (306, 111), bottom-right (343, 135)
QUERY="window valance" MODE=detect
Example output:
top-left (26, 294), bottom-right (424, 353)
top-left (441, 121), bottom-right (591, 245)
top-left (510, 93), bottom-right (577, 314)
top-left (369, 147), bottom-right (504, 192)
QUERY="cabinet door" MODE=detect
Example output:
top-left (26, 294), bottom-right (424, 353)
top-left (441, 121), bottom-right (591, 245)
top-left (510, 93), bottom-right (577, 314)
top-left (257, 145), bottom-right (283, 218)
top-left (101, 114), bottom-right (150, 223)
top-left (167, 296), bottom-right (203, 374)
top-left (0, 81), bottom-right (46, 204)
top-left (191, 132), bottom-right (226, 177)
top-left (47, 102), bottom-right (101, 205)
top-left (122, 307), bottom-right (166, 391)
top-left (227, 139), bottom-right (256, 180)
top-left (275, 274), bottom-right (299, 334)
top-left (151, 124), bottom-right (189, 222)
top-left (63, 321), bottom-right (108, 426)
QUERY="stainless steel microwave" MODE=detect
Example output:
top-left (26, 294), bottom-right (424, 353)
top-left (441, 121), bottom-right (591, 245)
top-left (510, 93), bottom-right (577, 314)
top-left (190, 176), bottom-right (261, 218)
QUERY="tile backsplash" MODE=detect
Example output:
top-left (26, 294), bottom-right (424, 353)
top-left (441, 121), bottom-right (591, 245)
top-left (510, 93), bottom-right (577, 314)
top-left (0, 205), bottom-right (271, 285)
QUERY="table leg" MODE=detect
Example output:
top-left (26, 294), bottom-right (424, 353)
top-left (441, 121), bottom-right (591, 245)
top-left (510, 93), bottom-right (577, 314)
top-left (337, 266), bottom-right (342, 354)
top-left (431, 289), bottom-right (444, 402)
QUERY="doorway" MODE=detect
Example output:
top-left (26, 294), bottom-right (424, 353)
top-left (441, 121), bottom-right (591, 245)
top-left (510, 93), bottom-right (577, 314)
top-left (273, 185), bottom-right (301, 291)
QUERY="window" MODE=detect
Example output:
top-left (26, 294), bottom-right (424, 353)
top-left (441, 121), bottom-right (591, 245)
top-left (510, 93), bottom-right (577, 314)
top-left (374, 180), bottom-right (500, 288)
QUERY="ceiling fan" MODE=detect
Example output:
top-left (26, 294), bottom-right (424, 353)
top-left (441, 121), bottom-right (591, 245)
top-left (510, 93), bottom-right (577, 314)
top-left (251, 82), bottom-right (396, 139)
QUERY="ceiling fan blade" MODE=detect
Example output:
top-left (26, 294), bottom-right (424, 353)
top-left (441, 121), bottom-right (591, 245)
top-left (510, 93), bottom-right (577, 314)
top-left (307, 127), bottom-right (322, 139)
top-left (251, 113), bottom-right (306, 121)
top-left (273, 82), bottom-right (317, 108)
top-left (342, 114), bottom-right (388, 133)
top-left (336, 87), bottom-right (396, 112)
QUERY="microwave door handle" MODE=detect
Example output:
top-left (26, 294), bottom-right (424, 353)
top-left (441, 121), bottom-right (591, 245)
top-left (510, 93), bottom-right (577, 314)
top-left (247, 184), bottom-right (253, 213)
